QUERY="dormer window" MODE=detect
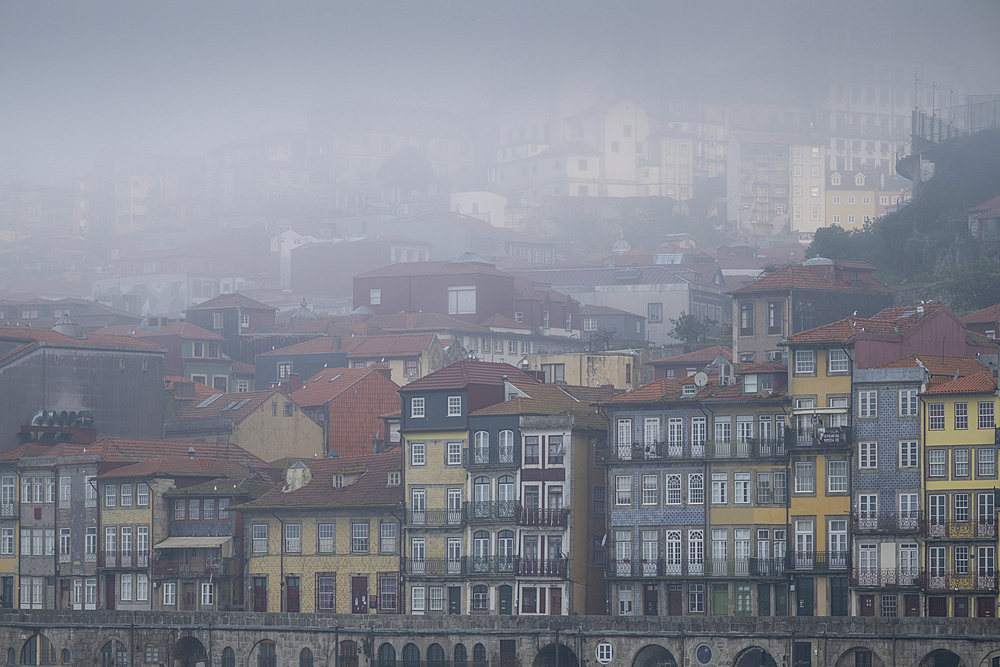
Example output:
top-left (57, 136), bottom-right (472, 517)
top-left (831, 174), bottom-right (841, 186)
top-left (855, 174), bottom-right (865, 186)
top-left (744, 374), bottom-right (758, 394)
top-left (334, 475), bottom-right (344, 488)
top-left (682, 384), bottom-right (696, 397)
top-left (761, 374), bottom-right (772, 392)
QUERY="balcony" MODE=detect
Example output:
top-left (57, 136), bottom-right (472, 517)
top-left (923, 570), bottom-right (998, 592)
top-left (465, 501), bottom-right (516, 523)
top-left (404, 557), bottom-right (467, 576)
top-left (407, 508), bottom-right (465, 528)
top-left (852, 568), bottom-right (920, 588)
top-left (404, 555), bottom-right (520, 577)
top-left (785, 426), bottom-right (852, 448)
top-left (465, 444), bottom-right (518, 468)
top-left (0, 503), bottom-right (14, 517)
top-left (605, 557), bottom-right (787, 579)
top-left (923, 520), bottom-right (996, 539)
top-left (852, 511), bottom-right (921, 533)
top-left (153, 558), bottom-right (225, 576)
top-left (597, 438), bottom-right (787, 463)
top-left (515, 507), bottom-right (568, 528)
top-left (99, 550), bottom-right (150, 568)
top-left (786, 550), bottom-right (850, 572)
top-left (516, 557), bottom-right (567, 578)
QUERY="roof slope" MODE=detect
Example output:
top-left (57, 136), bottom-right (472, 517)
top-left (291, 367), bottom-right (398, 407)
top-left (259, 337), bottom-right (341, 356)
top-left (400, 360), bottom-right (537, 392)
top-left (921, 371), bottom-right (998, 396)
top-left (345, 333), bottom-right (436, 358)
top-left (186, 292), bottom-right (276, 311)
top-left (876, 353), bottom-right (989, 378)
top-left (651, 345), bottom-right (733, 365)
top-left (354, 260), bottom-right (508, 279)
top-left (173, 388), bottom-right (290, 421)
top-left (961, 302), bottom-right (1000, 325)
top-left (471, 381), bottom-right (615, 427)
top-left (36, 437), bottom-right (276, 473)
top-left (95, 322), bottom-right (223, 340)
top-left (730, 264), bottom-right (891, 295)
top-left (0, 327), bottom-right (165, 350)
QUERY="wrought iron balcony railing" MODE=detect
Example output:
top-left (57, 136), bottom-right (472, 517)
top-left (786, 550), bottom-right (850, 572)
top-left (923, 570), bottom-right (998, 591)
top-left (605, 557), bottom-right (788, 578)
top-left (852, 511), bottom-right (921, 532)
top-left (852, 568), bottom-right (920, 587)
top-left (407, 508), bottom-right (466, 527)
top-left (466, 501), bottom-right (517, 523)
top-left (785, 426), bottom-right (853, 448)
top-left (153, 558), bottom-right (225, 576)
top-left (923, 520), bottom-right (996, 539)
top-left (465, 444), bottom-right (519, 467)
top-left (515, 557), bottom-right (567, 578)
top-left (597, 438), bottom-right (788, 463)
top-left (515, 507), bottom-right (568, 527)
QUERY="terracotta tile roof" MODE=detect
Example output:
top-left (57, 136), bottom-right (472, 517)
top-left (164, 477), bottom-right (275, 499)
top-left (291, 367), bottom-right (398, 408)
top-left (172, 388), bottom-right (288, 421)
top-left (346, 333), bottom-right (437, 358)
top-left (363, 312), bottom-right (490, 334)
top-left (870, 305), bottom-right (946, 333)
top-left (165, 376), bottom-right (224, 401)
top-left (234, 450), bottom-right (403, 510)
top-left (0, 442), bottom-right (55, 461)
top-left (702, 382), bottom-right (789, 403)
top-left (249, 319), bottom-right (359, 337)
top-left (399, 360), bottom-right (538, 392)
top-left (186, 292), bottom-right (276, 311)
top-left (470, 381), bottom-right (615, 427)
top-left (480, 314), bottom-right (531, 330)
top-left (0, 327), bottom-right (165, 351)
top-left (94, 322), bottom-right (223, 340)
top-left (232, 361), bottom-right (256, 375)
top-left (354, 260), bottom-right (508, 279)
top-left (970, 194), bottom-right (1000, 220)
top-left (736, 362), bottom-right (787, 374)
top-left (921, 371), bottom-right (998, 396)
top-left (961, 302), bottom-right (1000, 325)
top-left (876, 353), bottom-right (989, 377)
top-left (258, 337), bottom-right (340, 356)
top-left (729, 265), bottom-right (891, 295)
top-left (782, 316), bottom-right (894, 345)
top-left (597, 378), bottom-right (685, 405)
top-left (512, 276), bottom-right (544, 301)
top-left (650, 345), bottom-right (733, 365)
top-left (97, 455), bottom-right (262, 480)
top-left (37, 437), bottom-right (276, 472)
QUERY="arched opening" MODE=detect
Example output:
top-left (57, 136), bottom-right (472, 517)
top-left (377, 644), bottom-right (396, 667)
top-left (733, 647), bottom-right (777, 667)
top-left (173, 636), bottom-right (208, 667)
top-left (7, 648), bottom-right (15, 666)
top-left (60, 651), bottom-right (70, 666)
top-left (300, 648), bottom-right (314, 667)
top-left (402, 644), bottom-right (420, 667)
top-left (920, 651), bottom-right (964, 667)
top-left (632, 645), bottom-right (677, 667)
top-left (340, 641), bottom-right (360, 667)
top-left (455, 644), bottom-right (468, 667)
top-left (100, 641), bottom-right (128, 667)
top-left (533, 644), bottom-right (579, 667)
top-left (20, 635), bottom-right (57, 666)
top-left (221, 647), bottom-right (236, 667)
top-left (428, 645), bottom-right (445, 667)
top-left (835, 648), bottom-right (884, 667)
top-left (473, 645), bottom-right (487, 667)
top-left (256, 641), bottom-right (276, 667)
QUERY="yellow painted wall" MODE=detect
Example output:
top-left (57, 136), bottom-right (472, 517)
top-left (234, 401), bottom-right (324, 462)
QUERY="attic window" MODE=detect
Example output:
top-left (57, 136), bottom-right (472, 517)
top-left (334, 475), bottom-right (344, 488)
top-left (744, 374), bottom-right (758, 394)
top-left (682, 384), bottom-right (696, 397)
top-left (388, 472), bottom-right (400, 486)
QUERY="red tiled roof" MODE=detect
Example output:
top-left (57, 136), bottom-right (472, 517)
top-left (98, 455), bottom-right (261, 480)
top-left (291, 367), bottom-right (398, 407)
top-left (597, 379), bottom-right (685, 405)
top-left (921, 371), bottom-right (998, 396)
top-left (650, 345), bottom-right (733, 365)
top-left (234, 450), bottom-right (403, 510)
top-left (346, 334), bottom-right (437, 358)
top-left (870, 305), bottom-right (946, 333)
top-left (783, 316), bottom-right (895, 345)
top-left (702, 382), bottom-right (789, 403)
top-left (961, 302), bottom-right (1000, 325)
top-left (95, 322), bottom-right (223, 340)
top-left (186, 292), bottom-right (276, 311)
top-left (259, 337), bottom-right (340, 356)
top-left (736, 362), bottom-right (787, 374)
top-left (729, 265), bottom-right (891, 295)
top-left (970, 194), bottom-right (1000, 220)
top-left (165, 376), bottom-right (223, 401)
top-left (0, 327), bottom-right (165, 350)
top-left (172, 389), bottom-right (289, 421)
top-left (470, 381), bottom-right (615, 426)
top-left (0, 442), bottom-right (55, 461)
top-left (232, 361), bottom-right (255, 375)
top-left (362, 312), bottom-right (490, 334)
top-left (876, 353), bottom-right (989, 377)
top-left (480, 314), bottom-right (531, 330)
top-left (37, 438), bottom-right (275, 472)
top-left (399, 360), bottom-right (538, 392)
top-left (354, 260), bottom-right (508, 279)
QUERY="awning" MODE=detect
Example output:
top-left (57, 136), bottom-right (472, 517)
top-left (791, 407), bottom-right (848, 415)
top-left (155, 536), bottom-right (233, 558)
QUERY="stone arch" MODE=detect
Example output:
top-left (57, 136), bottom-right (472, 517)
top-left (454, 644), bottom-right (468, 667)
top-left (834, 647), bottom-right (885, 667)
top-left (221, 647), bottom-right (236, 667)
top-left (978, 650), bottom-right (1000, 667)
top-left (533, 644), bottom-right (579, 667)
top-left (247, 638), bottom-right (277, 667)
top-left (340, 640), bottom-right (360, 667)
top-left (733, 647), bottom-right (777, 667)
top-left (427, 645), bottom-right (445, 667)
top-left (920, 650), bottom-right (965, 667)
top-left (377, 644), bottom-right (396, 667)
top-left (473, 645), bottom-right (487, 666)
top-left (401, 644), bottom-right (420, 667)
top-left (19, 634), bottom-right (58, 665)
top-left (632, 645), bottom-right (677, 667)
top-left (173, 636), bottom-right (208, 667)
top-left (98, 639), bottom-right (128, 667)
top-left (8, 648), bottom-right (15, 666)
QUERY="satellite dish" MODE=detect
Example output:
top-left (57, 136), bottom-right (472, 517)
top-left (694, 372), bottom-right (709, 387)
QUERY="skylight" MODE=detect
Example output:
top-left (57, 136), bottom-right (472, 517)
top-left (196, 394), bottom-right (223, 408)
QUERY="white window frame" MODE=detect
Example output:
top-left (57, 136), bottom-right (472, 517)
top-left (794, 350), bottom-right (815, 375)
top-left (828, 460), bottom-right (848, 492)
top-left (410, 397), bottom-right (425, 418)
top-left (447, 396), bottom-right (462, 417)
top-left (899, 440), bottom-right (918, 468)
top-left (827, 349), bottom-right (849, 373)
top-left (899, 389), bottom-right (918, 416)
top-left (858, 441), bottom-right (878, 469)
top-left (858, 391), bottom-right (878, 418)
top-left (411, 442), bottom-right (426, 466)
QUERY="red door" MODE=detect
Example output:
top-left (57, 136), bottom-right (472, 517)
top-left (351, 576), bottom-right (368, 614)
top-left (859, 595), bottom-right (874, 616)
top-left (904, 595), bottom-right (920, 617)
top-left (977, 596), bottom-right (995, 617)
top-left (286, 576), bottom-right (300, 612)
top-left (105, 576), bottom-right (116, 610)
top-left (253, 576), bottom-right (267, 612)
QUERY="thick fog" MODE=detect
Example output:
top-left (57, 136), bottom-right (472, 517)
top-left (3, 0), bottom-right (999, 184)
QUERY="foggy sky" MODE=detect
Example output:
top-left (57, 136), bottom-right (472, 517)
top-left (3, 0), bottom-right (999, 185)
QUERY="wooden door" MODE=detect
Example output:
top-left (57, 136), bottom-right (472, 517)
top-left (498, 585), bottom-right (512, 615)
top-left (448, 586), bottom-right (461, 614)
top-left (712, 584), bottom-right (728, 615)
top-left (182, 583), bottom-right (196, 611)
top-left (351, 576), bottom-right (368, 613)
top-left (253, 576), bottom-right (267, 612)
top-left (796, 577), bottom-right (814, 616)
top-left (859, 595), bottom-right (874, 616)
top-left (286, 576), bottom-right (300, 613)
top-left (549, 588), bottom-right (562, 615)
top-left (667, 584), bottom-right (682, 616)
top-left (977, 596), bottom-right (995, 617)
top-left (643, 583), bottom-right (658, 616)
top-left (955, 597), bottom-right (969, 617)
top-left (904, 595), bottom-right (920, 617)
top-left (105, 576), bottom-right (115, 610)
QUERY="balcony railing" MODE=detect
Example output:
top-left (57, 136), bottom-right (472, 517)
top-left (515, 507), bottom-right (568, 527)
top-left (468, 555), bottom-right (517, 575)
top-left (785, 426), bottom-right (853, 448)
top-left (852, 511), bottom-right (921, 532)
top-left (852, 568), bottom-right (920, 587)
top-left (787, 550), bottom-right (850, 572)
top-left (407, 508), bottom-right (466, 527)
top-left (0, 503), bottom-right (14, 517)
top-left (598, 438), bottom-right (787, 463)
top-left (404, 556), bottom-right (519, 576)
top-left (923, 520), bottom-right (996, 539)
top-left (465, 444), bottom-right (519, 467)
top-left (923, 570), bottom-right (998, 591)
top-left (516, 557), bottom-right (567, 577)
top-left (466, 501), bottom-right (516, 523)
top-left (99, 550), bottom-right (150, 568)
top-left (606, 557), bottom-right (787, 578)
top-left (153, 558), bottom-right (225, 576)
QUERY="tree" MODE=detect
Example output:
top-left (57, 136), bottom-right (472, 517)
top-left (377, 146), bottom-right (434, 195)
top-left (667, 311), bottom-right (714, 344)
top-left (945, 260), bottom-right (1000, 312)
top-left (586, 327), bottom-right (621, 352)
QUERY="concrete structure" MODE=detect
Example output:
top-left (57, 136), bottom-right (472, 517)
top-left (450, 192), bottom-right (509, 227)
top-left (184, 293), bottom-right (277, 364)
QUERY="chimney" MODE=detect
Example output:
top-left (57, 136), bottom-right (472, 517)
top-left (372, 363), bottom-right (392, 381)
top-left (601, 380), bottom-right (616, 393)
top-left (917, 305), bottom-right (924, 318)
top-left (283, 460), bottom-right (312, 492)
top-left (288, 373), bottom-right (301, 393)
top-left (174, 381), bottom-right (196, 399)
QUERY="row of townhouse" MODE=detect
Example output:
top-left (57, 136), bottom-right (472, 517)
top-left (599, 305), bottom-right (1000, 619)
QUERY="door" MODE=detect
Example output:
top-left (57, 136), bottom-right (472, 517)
top-left (340, 642), bottom-right (359, 667)
top-left (253, 576), bottom-right (267, 612)
top-left (904, 595), bottom-right (920, 617)
top-left (859, 595), bottom-right (875, 616)
top-left (712, 584), bottom-right (728, 616)
top-left (2, 576), bottom-right (13, 609)
top-left (286, 576), bottom-right (300, 613)
top-left (643, 584), bottom-right (658, 616)
top-left (667, 584), bottom-right (682, 616)
top-left (182, 583), bottom-right (195, 611)
top-left (498, 585), bottom-right (512, 615)
top-left (549, 588), bottom-right (562, 615)
top-left (793, 643), bottom-right (812, 667)
top-left (351, 576), bottom-right (368, 613)
top-left (955, 597), bottom-right (969, 617)
top-left (796, 577), bottom-right (814, 616)
top-left (105, 576), bottom-right (116, 611)
top-left (448, 586), bottom-right (461, 615)
top-left (499, 641), bottom-right (517, 667)
top-left (977, 596), bottom-right (995, 617)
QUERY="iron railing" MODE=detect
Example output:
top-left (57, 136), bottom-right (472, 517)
top-left (923, 570), bottom-right (998, 591)
top-left (515, 507), bottom-right (568, 527)
top-left (153, 558), bottom-right (225, 575)
top-left (785, 426), bottom-right (852, 448)
top-left (852, 568), bottom-right (920, 587)
top-left (597, 438), bottom-right (788, 463)
top-left (923, 520), bottom-right (996, 539)
top-left (466, 501), bottom-right (517, 523)
top-left (465, 444), bottom-right (518, 467)
top-left (605, 557), bottom-right (787, 578)
top-left (852, 511), bottom-right (921, 532)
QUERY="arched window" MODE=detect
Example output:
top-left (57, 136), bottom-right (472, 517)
top-left (258, 641), bottom-right (276, 667)
top-left (61, 651), bottom-right (70, 665)
top-left (401, 644), bottom-right (420, 667)
top-left (222, 648), bottom-right (236, 667)
top-left (6, 649), bottom-right (14, 666)
top-left (498, 476), bottom-right (515, 518)
top-left (23, 636), bottom-right (57, 666)
top-left (427, 645), bottom-right (445, 667)
top-left (473, 531), bottom-right (490, 572)
top-left (497, 530), bottom-right (514, 572)
top-left (474, 431), bottom-right (490, 463)
top-left (473, 644), bottom-right (487, 666)
top-left (498, 431), bottom-right (514, 462)
top-left (340, 641), bottom-right (359, 667)
top-left (454, 644), bottom-right (467, 667)
top-left (377, 644), bottom-right (396, 667)
top-left (473, 477), bottom-right (490, 518)
top-left (300, 648), bottom-right (314, 667)
top-left (100, 641), bottom-right (127, 667)
top-left (472, 585), bottom-right (488, 611)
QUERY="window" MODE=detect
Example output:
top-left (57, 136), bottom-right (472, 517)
top-left (524, 436), bottom-right (540, 465)
top-left (213, 313), bottom-right (223, 329)
top-left (899, 441), bottom-right (918, 468)
top-left (583, 317), bottom-right (597, 332)
top-left (859, 441), bottom-right (877, 468)
top-left (447, 286), bottom-right (476, 315)
top-left (615, 475), bottom-right (632, 505)
top-left (734, 473), bottom-right (750, 504)
top-left (447, 441), bottom-right (462, 465)
top-left (979, 448), bottom-right (996, 476)
top-left (189, 499), bottom-right (200, 520)
top-left (447, 396), bottom-right (462, 417)
top-left (617, 584), bottom-right (632, 616)
top-left (202, 499), bottom-right (214, 520)
top-left (86, 527), bottom-right (97, 555)
top-left (219, 498), bottom-right (230, 519)
top-left (578, 159), bottom-right (588, 171)
top-left (381, 522), bottom-right (397, 553)
top-left (828, 349), bottom-right (849, 373)
top-left (955, 449), bottom-right (970, 476)
top-left (284, 523), bottom-right (301, 553)
top-left (794, 350), bottom-right (815, 375)
top-left (899, 390), bottom-right (918, 416)
top-left (277, 362), bottom-right (292, 380)
top-left (410, 397), bottom-right (425, 418)
top-left (641, 474), bottom-right (658, 505)
top-left (352, 523), bottom-right (369, 552)
top-left (928, 450), bottom-right (947, 477)
top-left (739, 303), bottom-right (753, 335)
top-left (648, 302), bottom-right (663, 324)
top-left (428, 586), bottom-right (444, 612)
top-left (666, 475), bottom-right (681, 505)
top-left (689, 583), bottom-right (704, 613)
top-left (1, 528), bottom-right (13, 555)
top-left (410, 442), bottom-right (425, 466)
top-left (767, 301), bottom-right (782, 334)
top-left (201, 582), bottom-right (214, 606)
top-left (794, 461), bottom-right (814, 493)
top-left (317, 576), bottom-right (335, 610)
top-left (136, 483), bottom-right (149, 507)
top-left (689, 473), bottom-right (704, 504)
top-left (45, 477), bottom-right (54, 503)
top-left (711, 473), bottom-right (727, 504)
top-left (980, 493), bottom-right (996, 524)
top-left (979, 402), bottom-right (995, 429)
top-left (105, 484), bottom-right (116, 508)
top-left (955, 494), bottom-right (970, 522)
top-left (120, 574), bottom-right (132, 601)
top-left (473, 585), bottom-right (488, 611)
top-left (370, 288), bottom-right (381, 305)
top-left (411, 587), bottom-right (425, 612)
top-left (547, 436), bottom-right (565, 465)
top-left (858, 391), bottom-right (877, 418)
top-left (928, 403), bottom-right (945, 430)
top-left (956, 402), bottom-right (968, 429)
top-left (565, 312), bottom-right (573, 331)
top-left (828, 460), bottom-right (848, 492)
top-left (120, 484), bottom-right (132, 507)
top-left (593, 486), bottom-right (606, 515)
top-left (252, 524), bottom-right (268, 553)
